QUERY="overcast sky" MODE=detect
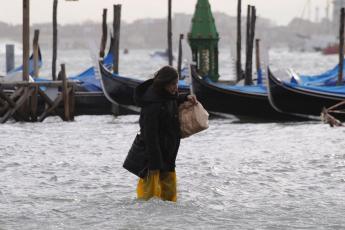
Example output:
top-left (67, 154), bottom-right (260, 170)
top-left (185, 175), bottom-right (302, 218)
top-left (0, 0), bottom-right (332, 25)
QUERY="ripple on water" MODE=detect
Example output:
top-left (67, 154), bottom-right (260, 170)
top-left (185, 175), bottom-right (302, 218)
top-left (1, 106), bottom-right (345, 228)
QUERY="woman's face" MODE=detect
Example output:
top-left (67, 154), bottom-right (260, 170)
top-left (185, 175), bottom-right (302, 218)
top-left (164, 79), bottom-right (178, 95)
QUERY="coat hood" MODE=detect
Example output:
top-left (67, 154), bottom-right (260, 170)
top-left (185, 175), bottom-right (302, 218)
top-left (134, 79), bottom-right (177, 107)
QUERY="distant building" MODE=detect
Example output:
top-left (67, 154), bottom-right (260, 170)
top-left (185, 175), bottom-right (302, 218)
top-left (333, 0), bottom-right (345, 23)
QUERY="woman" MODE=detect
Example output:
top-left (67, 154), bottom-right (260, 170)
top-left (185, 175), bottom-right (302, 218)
top-left (133, 65), bottom-right (196, 202)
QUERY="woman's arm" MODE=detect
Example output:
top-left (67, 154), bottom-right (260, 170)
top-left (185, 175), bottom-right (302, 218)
top-left (178, 93), bottom-right (197, 105)
top-left (177, 93), bottom-right (189, 105)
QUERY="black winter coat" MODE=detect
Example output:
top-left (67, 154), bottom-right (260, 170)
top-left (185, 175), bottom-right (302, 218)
top-left (134, 79), bottom-right (187, 171)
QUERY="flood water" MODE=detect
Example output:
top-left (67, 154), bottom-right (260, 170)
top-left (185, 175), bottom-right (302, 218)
top-left (0, 47), bottom-right (345, 229)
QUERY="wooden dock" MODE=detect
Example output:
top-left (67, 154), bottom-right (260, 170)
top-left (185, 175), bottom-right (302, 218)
top-left (0, 64), bottom-right (113, 124)
top-left (0, 2), bottom-right (126, 124)
top-left (0, 64), bottom-right (74, 123)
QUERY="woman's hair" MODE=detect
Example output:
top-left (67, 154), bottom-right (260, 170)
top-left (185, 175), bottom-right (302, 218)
top-left (153, 66), bottom-right (179, 93)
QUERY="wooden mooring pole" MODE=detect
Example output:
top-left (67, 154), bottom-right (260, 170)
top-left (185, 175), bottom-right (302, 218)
top-left (22, 0), bottom-right (31, 121)
top-left (23, 0), bottom-right (30, 82)
top-left (33, 29), bottom-right (40, 78)
top-left (250, 6), bottom-right (257, 82)
top-left (168, 0), bottom-right (173, 66)
top-left (244, 5), bottom-right (256, 86)
top-left (52, 0), bottom-right (58, 80)
top-left (338, 7), bottom-right (345, 86)
top-left (236, 0), bottom-right (243, 82)
top-left (255, 38), bottom-right (262, 85)
top-left (244, 5), bottom-right (251, 85)
top-left (113, 4), bottom-right (121, 74)
top-left (177, 34), bottom-right (184, 77)
top-left (30, 85), bottom-right (38, 122)
top-left (100, 8), bottom-right (108, 58)
top-left (61, 64), bottom-right (71, 121)
top-left (6, 45), bottom-right (15, 73)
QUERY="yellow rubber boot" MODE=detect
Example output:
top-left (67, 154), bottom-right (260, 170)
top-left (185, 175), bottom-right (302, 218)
top-left (137, 171), bottom-right (177, 202)
top-left (160, 171), bottom-right (177, 202)
top-left (137, 170), bottom-right (161, 200)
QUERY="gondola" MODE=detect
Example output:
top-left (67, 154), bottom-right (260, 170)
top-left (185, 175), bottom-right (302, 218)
top-left (267, 68), bottom-right (345, 120)
top-left (63, 40), bottom-right (115, 115)
top-left (1, 47), bottom-right (43, 83)
top-left (9, 46), bottom-right (43, 76)
top-left (190, 67), bottom-right (299, 120)
top-left (99, 60), bottom-right (142, 107)
top-left (33, 36), bottom-right (114, 92)
top-left (0, 47), bottom-right (43, 95)
top-left (288, 59), bottom-right (345, 86)
top-left (99, 59), bottom-right (190, 113)
top-left (69, 38), bottom-right (114, 92)
top-left (33, 39), bottom-right (115, 115)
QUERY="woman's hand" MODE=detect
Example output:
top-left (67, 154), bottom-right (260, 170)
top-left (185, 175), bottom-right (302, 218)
top-left (187, 95), bottom-right (198, 105)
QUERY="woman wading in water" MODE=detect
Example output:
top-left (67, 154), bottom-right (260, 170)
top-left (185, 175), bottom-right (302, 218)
top-left (132, 66), bottom-right (196, 202)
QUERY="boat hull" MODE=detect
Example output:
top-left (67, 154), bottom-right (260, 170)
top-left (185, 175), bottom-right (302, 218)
top-left (191, 69), bottom-right (299, 120)
top-left (267, 68), bottom-right (345, 119)
top-left (99, 61), bottom-right (189, 113)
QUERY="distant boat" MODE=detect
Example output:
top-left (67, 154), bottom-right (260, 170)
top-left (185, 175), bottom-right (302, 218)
top-left (150, 49), bottom-right (175, 60)
top-left (322, 43), bottom-right (341, 55)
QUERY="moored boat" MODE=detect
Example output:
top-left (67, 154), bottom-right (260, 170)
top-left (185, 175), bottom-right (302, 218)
top-left (98, 59), bottom-right (190, 114)
top-left (1, 47), bottom-right (43, 83)
top-left (191, 68), bottom-right (304, 120)
top-left (267, 68), bottom-right (345, 120)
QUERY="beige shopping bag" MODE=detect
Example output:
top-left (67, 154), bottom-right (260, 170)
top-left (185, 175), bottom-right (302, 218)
top-left (179, 100), bottom-right (209, 138)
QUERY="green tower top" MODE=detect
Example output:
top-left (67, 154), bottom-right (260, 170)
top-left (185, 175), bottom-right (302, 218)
top-left (188, 0), bottom-right (220, 82)
top-left (188, 0), bottom-right (219, 40)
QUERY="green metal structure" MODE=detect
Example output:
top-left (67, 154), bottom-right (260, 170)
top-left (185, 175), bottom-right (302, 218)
top-left (188, 0), bottom-right (220, 82)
